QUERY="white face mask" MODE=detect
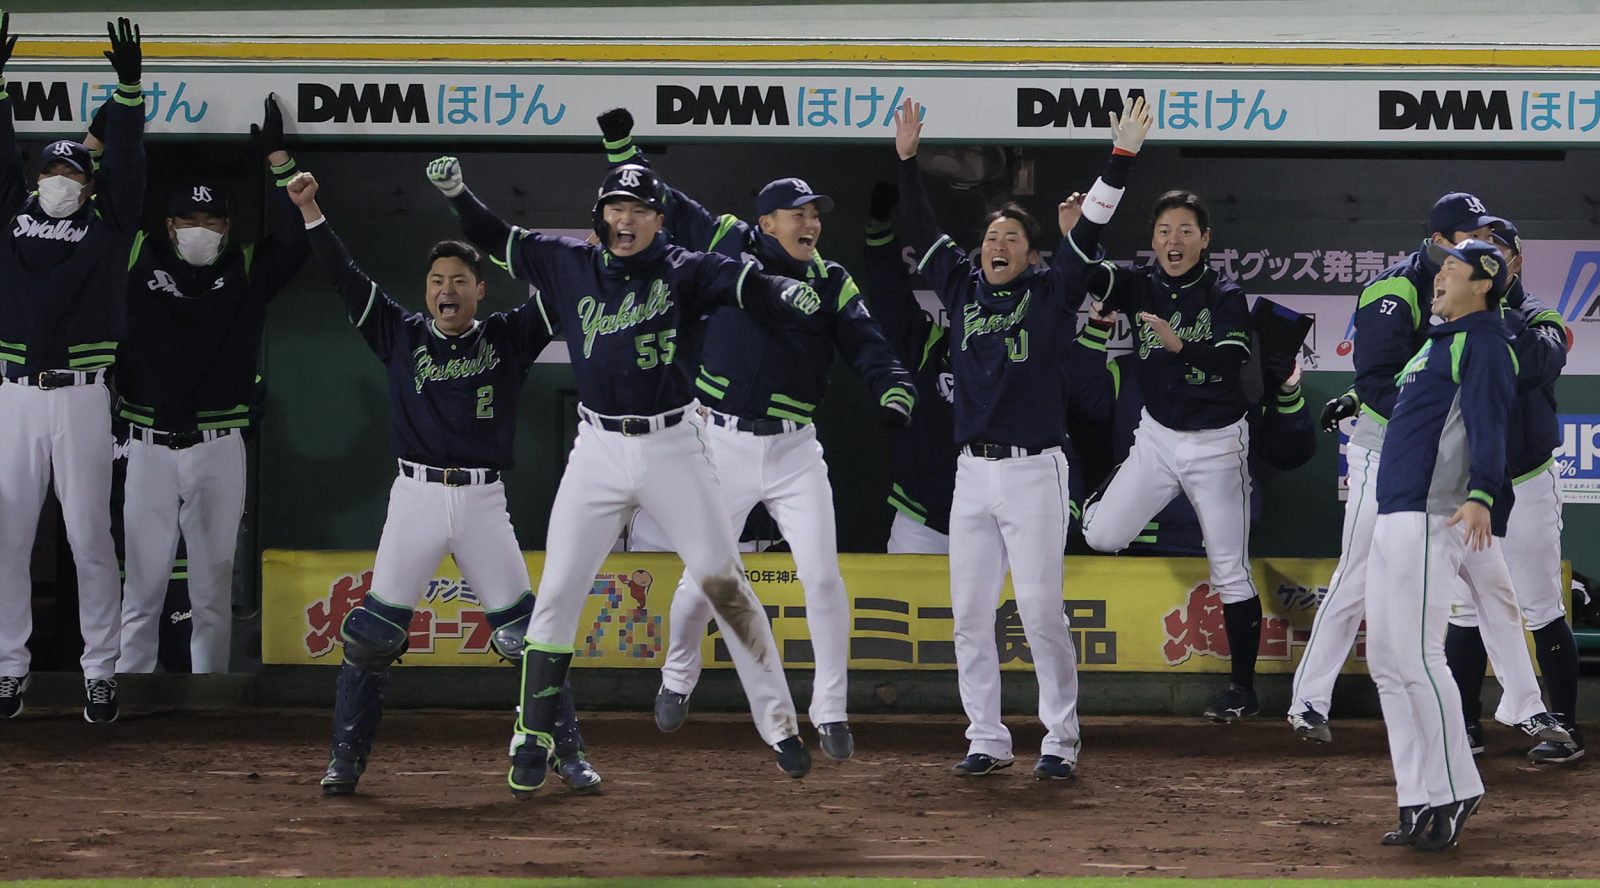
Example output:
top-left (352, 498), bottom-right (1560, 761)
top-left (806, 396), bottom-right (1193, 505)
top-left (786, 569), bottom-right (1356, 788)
top-left (36, 175), bottom-right (85, 218)
top-left (174, 226), bottom-right (224, 267)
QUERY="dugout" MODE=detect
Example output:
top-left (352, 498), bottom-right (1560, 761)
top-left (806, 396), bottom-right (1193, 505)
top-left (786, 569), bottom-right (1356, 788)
top-left (8, 1), bottom-right (1600, 709)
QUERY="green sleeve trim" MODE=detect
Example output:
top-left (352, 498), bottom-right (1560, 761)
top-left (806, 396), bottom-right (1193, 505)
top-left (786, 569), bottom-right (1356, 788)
top-left (880, 386), bottom-right (915, 410)
top-left (127, 230), bottom-right (147, 270)
top-left (1078, 324), bottom-right (1111, 352)
top-left (112, 91), bottom-right (142, 107)
top-left (916, 235), bottom-right (952, 273)
top-left (243, 243), bottom-right (257, 277)
top-left (770, 392), bottom-right (817, 413)
top-left (1449, 332), bottom-right (1467, 384)
top-left (707, 214), bottom-right (741, 252)
top-left (888, 484), bottom-right (929, 521)
top-left (1276, 396), bottom-right (1306, 414)
top-left (1093, 260), bottom-right (1117, 302)
top-left (1468, 489), bottom-right (1495, 507)
top-left (485, 591), bottom-right (535, 617)
top-left (1513, 457), bottom-right (1555, 486)
top-left (733, 262), bottom-right (752, 308)
top-left (865, 232), bottom-right (894, 247)
top-left (1529, 309), bottom-right (1564, 329)
top-left (1506, 342), bottom-right (1520, 377)
top-left (694, 377), bottom-right (726, 401)
top-left (837, 274), bottom-right (861, 312)
top-left (270, 157), bottom-right (298, 176)
top-left (1359, 402), bottom-right (1389, 426)
top-left (1108, 358), bottom-right (1122, 399)
top-left (354, 282), bottom-right (378, 328)
top-left (1357, 277), bottom-right (1422, 330)
top-left (503, 228), bottom-right (522, 279)
top-left (766, 406), bottom-right (813, 424)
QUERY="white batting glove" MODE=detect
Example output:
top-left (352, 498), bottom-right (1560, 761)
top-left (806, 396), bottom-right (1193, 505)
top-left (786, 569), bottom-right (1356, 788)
top-left (426, 156), bottom-right (464, 197)
top-left (781, 283), bottom-right (822, 315)
top-left (1109, 95), bottom-right (1154, 154)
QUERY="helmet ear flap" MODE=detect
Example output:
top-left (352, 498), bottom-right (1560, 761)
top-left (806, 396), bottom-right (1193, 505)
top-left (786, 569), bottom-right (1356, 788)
top-left (592, 199), bottom-right (609, 247)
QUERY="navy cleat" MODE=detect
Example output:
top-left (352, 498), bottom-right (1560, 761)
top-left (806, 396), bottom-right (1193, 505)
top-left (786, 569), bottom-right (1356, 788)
top-left (1466, 721), bottom-right (1485, 756)
top-left (1203, 684), bottom-right (1259, 723)
top-left (83, 678), bottom-right (119, 724)
top-left (508, 744), bottom-right (551, 799)
top-left (817, 722), bottom-right (854, 762)
top-left (320, 756), bottom-right (363, 796)
top-left (0, 674), bottom-right (29, 719)
top-left (1032, 755), bottom-right (1075, 780)
top-left (1515, 712), bottom-right (1573, 745)
top-left (1530, 720), bottom-right (1585, 765)
top-left (1381, 804), bottom-right (1430, 846)
top-left (1288, 707), bottom-right (1332, 743)
top-left (654, 685), bottom-right (691, 733)
top-left (774, 735), bottom-right (811, 778)
top-left (1414, 795), bottom-right (1481, 851)
top-left (555, 753), bottom-right (603, 795)
top-left (952, 753), bottom-right (1013, 776)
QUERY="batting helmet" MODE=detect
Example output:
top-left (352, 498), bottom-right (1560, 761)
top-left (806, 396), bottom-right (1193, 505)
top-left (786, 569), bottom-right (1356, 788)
top-left (592, 163), bottom-right (668, 244)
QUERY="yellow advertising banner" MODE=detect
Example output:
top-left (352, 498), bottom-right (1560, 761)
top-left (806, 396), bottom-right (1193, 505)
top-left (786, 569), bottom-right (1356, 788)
top-left (262, 549), bottom-right (1559, 675)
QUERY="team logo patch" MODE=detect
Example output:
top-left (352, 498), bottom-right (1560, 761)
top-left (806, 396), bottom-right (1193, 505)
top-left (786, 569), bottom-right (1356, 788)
top-left (191, 186), bottom-right (214, 203)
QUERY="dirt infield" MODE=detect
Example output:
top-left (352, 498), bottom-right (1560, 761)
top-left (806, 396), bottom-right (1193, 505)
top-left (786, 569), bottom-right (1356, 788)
top-left (0, 708), bottom-right (1593, 881)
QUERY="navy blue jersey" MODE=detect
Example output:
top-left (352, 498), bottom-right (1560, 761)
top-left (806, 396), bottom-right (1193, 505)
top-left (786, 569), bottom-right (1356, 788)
top-left (1376, 310), bottom-right (1516, 517)
top-left (116, 165), bottom-right (309, 433)
top-left (607, 157), bottom-right (912, 424)
top-left (447, 188), bottom-right (811, 417)
top-left (306, 220), bottom-right (552, 470)
top-left (1502, 281), bottom-right (1566, 480)
top-left (1082, 261), bottom-right (1253, 432)
top-left (898, 157), bottom-right (1089, 450)
top-left (0, 86), bottom-right (144, 373)
top-left (1350, 247), bottom-right (1437, 442)
top-left (862, 225), bottom-right (955, 534)
top-left (1067, 322), bottom-right (1315, 554)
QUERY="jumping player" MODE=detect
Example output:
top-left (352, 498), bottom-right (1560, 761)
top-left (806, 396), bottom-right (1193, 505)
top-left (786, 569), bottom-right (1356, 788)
top-left (426, 156), bottom-right (824, 794)
top-left (1075, 187), bottom-right (1261, 723)
top-left (1364, 238), bottom-right (1512, 851)
top-left (285, 172), bottom-right (601, 797)
top-left (892, 96), bottom-right (1153, 779)
top-left (1289, 193), bottom-right (1505, 743)
top-left (593, 109), bottom-right (917, 761)
top-left (0, 15), bottom-right (143, 722)
top-left (1444, 218), bottom-right (1581, 762)
top-left (112, 94), bottom-right (308, 675)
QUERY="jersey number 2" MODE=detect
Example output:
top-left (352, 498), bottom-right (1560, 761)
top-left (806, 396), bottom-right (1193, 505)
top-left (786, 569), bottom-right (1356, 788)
top-left (635, 329), bottom-right (678, 369)
top-left (475, 385), bottom-right (494, 419)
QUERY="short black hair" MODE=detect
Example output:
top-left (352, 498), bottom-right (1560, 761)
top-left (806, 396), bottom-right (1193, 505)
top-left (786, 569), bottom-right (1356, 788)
top-left (427, 240), bottom-right (483, 281)
top-left (984, 202), bottom-right (1042, 251)
top-left (1149, 190), bottom-right (1210, 233)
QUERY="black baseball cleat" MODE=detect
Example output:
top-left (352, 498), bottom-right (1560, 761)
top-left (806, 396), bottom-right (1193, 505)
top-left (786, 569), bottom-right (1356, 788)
top-left (1032, 755), bottom-right (1075, 780)
top-left (817, 721), bottom-right (854, 762)
top-left (1530, 720), bottom-right (1585, 765)
top-left (508, 745), bottom-right (551, 799)
top-left (774, 735), bottom-right (811, 778)
top-left (1381, 804), bottom-right (1430, 846)
top-left (1288, 707), bottom-right (1332, 743)
top-left (1414, 795), bottom-right (1482, 851)
top-left (1203, 684), bottom-right (1259, 724)
top-left (654, 685), bottom-right (691, 733)
top-left (0, 674), bottom-right (29, 719)
top-left (555, 753), bottom-right (603, 795)
top-left (1465, 721), bottom-right (1485, 756)
top-left (320, 757), bottom-right (364, 796)
top-left (1515, 712), bottom-right (1572, 745)
top-left (83, 678), bottom-right (119, 724)
top-left (952, 753), bottom-right (1014, 777)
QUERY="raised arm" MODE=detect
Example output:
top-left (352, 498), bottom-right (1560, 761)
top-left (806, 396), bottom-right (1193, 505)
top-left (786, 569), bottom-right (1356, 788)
top-left (286, 171), bottom-right (405, 360)
top-left (426, 155), bottom-right (586, 292)
top-left (595, 107), bottom-right (728, 251)
top-left (93, 17), bottom-right (145, 237)
top-left (894, 98), bottom-right (977, 310)
top-left (859, 183), bottom-right (931, 365)
top-left (247, 94), bottom-right (310, 300)
top-left (1054, 95), bottom-right (1152, 283)
top-left (0, 13), bottom-right (26, 218)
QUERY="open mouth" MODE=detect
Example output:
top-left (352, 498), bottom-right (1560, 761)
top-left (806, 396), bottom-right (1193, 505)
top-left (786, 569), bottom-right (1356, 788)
top-left (1165, 250), bottom-right (1185, 265)
top-left (797, 235), bottom-right (816, 248)
top-left (989, 256), bottom-right (1010, 272)
top-left (616, 229), bottom-right (637, 248)
top-left (437, 299), bottom-right (460, 318)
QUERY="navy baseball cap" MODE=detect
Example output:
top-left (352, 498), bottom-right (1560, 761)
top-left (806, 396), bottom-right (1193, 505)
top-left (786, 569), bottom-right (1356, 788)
top-left (1490, 218), bottom-right (1522, 256)
top-left (756, 177), bottom-right (834, 217)
top-left (1427, 238), bottom-right (1508, 296)
top-left (166, 183), bottom-right (231, 219)
top-left (39, 139), bottom-right (92, 175)
top-left (1429, 192), bottom-right (1498, 237)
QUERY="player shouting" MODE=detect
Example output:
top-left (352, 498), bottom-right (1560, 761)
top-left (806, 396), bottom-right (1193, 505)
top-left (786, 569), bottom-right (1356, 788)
top-left (426, 156), bottom-right (825, 794)
top-left (286, 172), bottom-right (601, 798)
top-left (892, 96), bottom-right (1152, 779)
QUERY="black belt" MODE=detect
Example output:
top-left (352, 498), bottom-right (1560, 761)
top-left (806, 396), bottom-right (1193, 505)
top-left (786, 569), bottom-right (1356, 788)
top-left (962, 442), bottom-right (1060, 460)
top-left (709, 411), bottom-right (798, 437)
top-left (583, 408), bottom-right (687, 437)
top-left (399, 461), bottom-right (500, 486)
top-left (4, 368), bottom-right (106, 390)
top-left (131, 427), bottom-right (234, 450)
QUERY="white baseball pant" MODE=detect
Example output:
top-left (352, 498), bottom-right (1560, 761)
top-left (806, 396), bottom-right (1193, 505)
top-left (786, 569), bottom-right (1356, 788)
top-left (1503, 462), bottom-right (1566, 630)
top-left (1366, 511), bottom-right (1484, 808)
top-left (659, 417), bottom-right (850, 726)
top-left (360, 466), bottom-right (533, 615)
top-left (888, 511), bottom-right (950, 555)
top-left (0, 379), bottom-right (122, 679)
top-left (1290, 439), bottom-right (1379, 717)
top-left (1082, 410), bottom-right (1255, 604)
top-left (119, 431), bottom-right (247, 673)
top-left (1445, 539), bottom-right (1546, 725)
top-left (950, 449), bottom-right (1079, 762)
top-left (526, 408), bottom-right (799, 745)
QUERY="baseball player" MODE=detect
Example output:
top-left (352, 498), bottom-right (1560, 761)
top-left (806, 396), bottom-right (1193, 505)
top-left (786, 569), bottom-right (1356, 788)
top-left (1364, 238), bottom-right (1511, 851)
top-left (111, 94), bottom-right (308, 675)
top-left (593, 110), bottom-right (916, 760)
top-left (1067, 303), bottom-right (1316, 557)
top-left (1074, 181), bottom-right (1262, 723)
top-left (859, 182), bottom-right (958, 553)
top-left (892, 96), bottom-right (1152, 779)
top-left (1289, 193), bottom-right (1508, 743)
top-left (285, 172), bottom-right (601, 797)
top-left (427, 156), bottom-right (825, 794)
top-left (0, 15), bottom-right (143, 722)
top-left (1444, 218), bottom-right (1581, 762)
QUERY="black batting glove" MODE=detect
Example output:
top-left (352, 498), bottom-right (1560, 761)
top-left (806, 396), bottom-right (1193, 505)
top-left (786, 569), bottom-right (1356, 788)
top-left (880, 385), bottom-right (915, 430)
top-left (868, 181), bottom-right (899, 223)
top-left (597, 107), bottom-right (634, 143)
top-left (0, 12), bottom-right (18, 78)
top-left (103, 16), bottom-right (141, 85)
top-left (1319, 393), bottom-right (1359, 433)
top-left (250, 92), bottom-right (286, 155)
